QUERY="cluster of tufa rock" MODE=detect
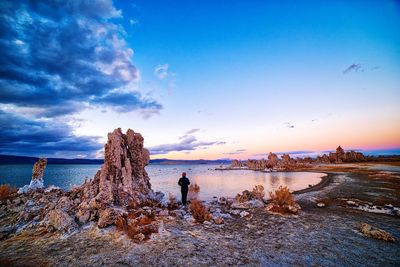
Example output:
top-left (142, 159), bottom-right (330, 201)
top-left (316, 146), bottom-right (366, 164)
top-left (231, 152), bottom-right (309, 171)
top-left (12, 128), bottom-right (161, 233)
top-left (230, 146), bottom-right (367, 171)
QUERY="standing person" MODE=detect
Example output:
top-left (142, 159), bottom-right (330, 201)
top-left (178, 172), bottom-right (190, 205)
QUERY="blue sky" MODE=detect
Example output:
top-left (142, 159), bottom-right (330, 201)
top-left (0, 0), bottom-right (399, 159)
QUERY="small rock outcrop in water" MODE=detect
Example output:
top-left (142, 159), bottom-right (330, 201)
top-left (77, 128), bottom-right (153, 226)
top-left (18, 158), bottom-right (47, 193)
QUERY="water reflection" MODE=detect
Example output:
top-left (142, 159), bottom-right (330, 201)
top-left (147, 165), bottom-right (325, 200)
top-left (0, 164), bottom-right (325, 200)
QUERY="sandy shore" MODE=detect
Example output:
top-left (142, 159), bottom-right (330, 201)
top-left (0, 163), bottom-right (399, 266)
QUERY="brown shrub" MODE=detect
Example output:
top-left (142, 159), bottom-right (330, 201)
top-left (0, 184), bottom-right (17, 200)
top-left (115, 213), bottom-right (158, 242)
top-left (127, 213), bottom-right (137, 220)
top-left (251, 185), bottom-right (265, 200)
top-left (138, 215), bottom-right (152, 225)
top-left (189, 199), bottom-right (212, 223)
top-left (267, 186), bottom-right (299, 214)
top-left (269, 186), bottom-right (295, 206)
top-left (140, 224), bottom-right (158, 237)
top-left (235, 190), bottom-right (252, 202)
top-left (126, 222), bottom-right (140, 239)
top-left (188, 183), bottom-right (200, 200)
top-left (167, 193), bottom-right (179, 210)
top-left (235, 184), bottom-right (265, 202)
top-left (127, 199), bottom-right (138, 210)
top-left (115, 216), bottom-right (126, 231)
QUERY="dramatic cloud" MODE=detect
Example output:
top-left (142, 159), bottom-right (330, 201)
top-left (0, 0), bottom-right (161, 114)
top-left (343, 63), bottom-right (363, 74)
top-left (154, 64), bottom-right (169, 80)
top-left (148, 135), bottom-right (225, 155)
top-left (0, 110), bottom-right (102, 158)
top-left (0, 0), bottom-right (162, 157)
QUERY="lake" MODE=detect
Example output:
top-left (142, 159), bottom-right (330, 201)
top-left (0, 164), bottom-right (325, 199)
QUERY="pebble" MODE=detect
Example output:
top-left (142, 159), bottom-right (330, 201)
top-left (229, 209), bottom-right (241, 216)
top-left (346, 200), bottom-right (357, 206)
top-left (158, 210), bottom-right (169, 216)
top-left (240, 211), bottom-right (250, 218)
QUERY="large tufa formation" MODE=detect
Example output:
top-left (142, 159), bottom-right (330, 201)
top-left (317, 146), bottom-right (366, 164)
top-left (18, 158), bottom-right (47, 193)
top-left (76, 128), bottom-right (153, 226)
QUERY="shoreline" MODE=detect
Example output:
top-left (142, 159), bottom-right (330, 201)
top-left (292, 172), bottom-right (333, 195)
top-left (215, 166), bottom-right (334, 195)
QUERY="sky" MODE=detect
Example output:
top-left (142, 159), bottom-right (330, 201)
top-left (0, 0), bottom-right (399, 159)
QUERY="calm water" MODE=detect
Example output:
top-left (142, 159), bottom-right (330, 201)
top-left (0, 164), bottom-right (325, 199)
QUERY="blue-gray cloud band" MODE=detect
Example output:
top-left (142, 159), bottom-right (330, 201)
top-left (0, 0), bottom-right (162, 157)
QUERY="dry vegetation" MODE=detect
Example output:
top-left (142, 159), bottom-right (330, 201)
top-left (267, 186), bottom-right (299, 214)
top-left (251, 185), bottom-right (265, 200)
top-left (358, 222), bottom-right (395, 242)
top-left (236, 184), bottom-right (265, 202)
top-left (188, 183), bottom-right (200, 200)
top-left (189, 199), bottom-right (212, 223)
top-left (0, 184), bottom-right (17, 200)
top-left (115, 213), bottom-right (158, 242)
top-left (167, 193), bottom-right (179, 210)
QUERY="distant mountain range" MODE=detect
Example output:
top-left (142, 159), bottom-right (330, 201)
top-left (0, 155), bottom-right (232, 165)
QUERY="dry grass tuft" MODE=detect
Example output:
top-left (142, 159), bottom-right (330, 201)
top-left (267, 186), bottom-right (299, 214)
top-left (138, 215), bottom-right (152, 225)
top-left (358, 222), bottom-right (395, 242)
top-left (0, 184), bottom-right (17, 200)
top-left (251, 185), bottom-right (265, 200)
top-left (115, 213), bottom-right (158, 242)
top-left (269, 186), bottom-right (295, 206)
top-left (167, 193), bottom-right (179, 210)
top-left (235, 184), bottom-right (265, 202)
top-left (188, 183), bottom-right (200, 200)
top-left (189, 199), bottom-right (212, 223)
top-left (115, 216), bottom-right (126, 231)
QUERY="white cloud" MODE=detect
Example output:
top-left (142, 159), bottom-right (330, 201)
top-left (154, 64), bottom-right (169, 80)
top-left (129, 19), bottom-right (138, 25)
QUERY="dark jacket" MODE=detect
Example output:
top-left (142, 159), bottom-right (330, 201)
top-left (178, 177), bottom-right (190, 190)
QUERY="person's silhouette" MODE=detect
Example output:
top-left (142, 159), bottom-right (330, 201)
top-left (178, 172), bottom-right (190, 205)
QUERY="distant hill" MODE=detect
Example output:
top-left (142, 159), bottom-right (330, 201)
top-left (0, 155), bottom-right (231, 165)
